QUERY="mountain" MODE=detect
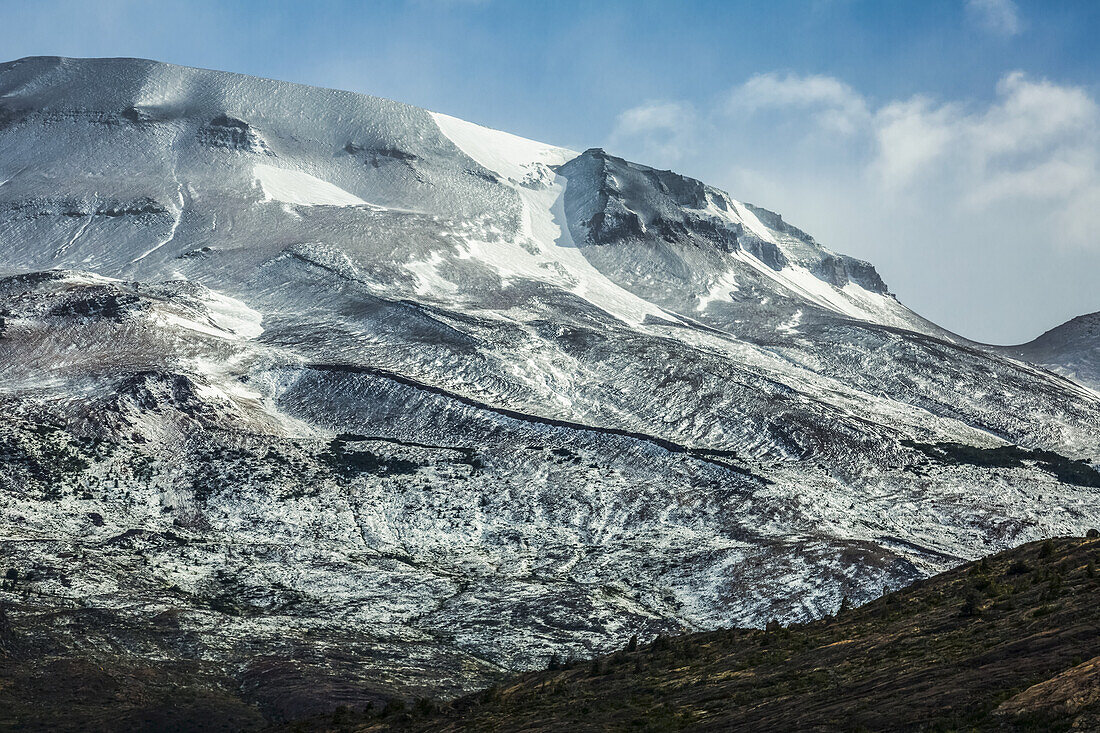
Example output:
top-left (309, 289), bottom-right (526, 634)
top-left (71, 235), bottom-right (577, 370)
top-left (1008, 311), bottom-right (1100, 392)
top-left (1, 56), bottom-right (1099, 722)
top-left (360, 535), bottom-right (1100, 733)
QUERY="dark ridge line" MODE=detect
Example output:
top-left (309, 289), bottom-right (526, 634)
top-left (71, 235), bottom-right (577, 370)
top-left (873, 535), bottom-right (966, 565)
top-left (304, 362), bottom-right (767, 481)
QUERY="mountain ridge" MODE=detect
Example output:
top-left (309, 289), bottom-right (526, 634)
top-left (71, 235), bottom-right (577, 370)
top-left (1009, 311), bottom-right (1100, 392)
top-left (1, 55), bottom-right (1089, 347)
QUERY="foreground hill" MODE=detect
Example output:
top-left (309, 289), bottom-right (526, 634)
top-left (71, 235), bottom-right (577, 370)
top-left (357, 535), bottom-right (1100, 732)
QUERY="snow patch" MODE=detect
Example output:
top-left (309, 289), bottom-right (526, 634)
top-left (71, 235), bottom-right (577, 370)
top-left (697, 271), bottom-right (740, 312)
top-left (429, 112), bottom-right (577, 183)
top-left (728, 199), bottom-right (779, 245)
top-left (254, 164), bottom-right (369, 208)
top-left (202, 290), bottom-right (264, 339)
top-left (59, 271), bottom-right (119, 286)
top-left (155, 291), bottom-right (263, 341)
top-left (432, 111), bottom-right (663, 326)
top-left (405, 252), bottom-right (459, 297)
top-left (777, 310), bottom-right (804, 334)
top-left (452, 177), bottom-right (667, 326)
top-left (129, 181), bottom-right (185, 265)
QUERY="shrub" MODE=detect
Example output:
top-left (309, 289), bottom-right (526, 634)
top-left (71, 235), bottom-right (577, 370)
top-left (960, 592), bottom-right (982, 618)
top-left (651, 635), bottom-right (671, 653)
top-left (381, 698), bottom-right (406, 717)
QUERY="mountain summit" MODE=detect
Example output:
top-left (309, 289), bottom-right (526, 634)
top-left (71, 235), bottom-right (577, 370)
top-left (1, 57), bottom-right (1098, 717)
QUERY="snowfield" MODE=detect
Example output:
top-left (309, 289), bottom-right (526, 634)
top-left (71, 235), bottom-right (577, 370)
top-left (254, 163), bottom-right (372, 208)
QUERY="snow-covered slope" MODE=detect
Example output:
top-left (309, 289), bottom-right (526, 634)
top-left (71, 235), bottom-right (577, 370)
top-left (1007, 311), bottom-right (1100, 392)
top-left (1, 56), bottom-right (1098, 714)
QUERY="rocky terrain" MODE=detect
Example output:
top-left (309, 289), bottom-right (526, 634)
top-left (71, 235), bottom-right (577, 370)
top-left (0, 56), bottom-right (1098, 726)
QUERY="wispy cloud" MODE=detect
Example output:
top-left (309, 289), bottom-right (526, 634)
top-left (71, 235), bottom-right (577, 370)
top-left (869, 71), bottom-right (1100, 220)
top-left (966, 0), bottom-right (1023, 38)
top-left (727, 72), bottom-right (869, 135)
top-left (608, 100), bottom-right (698, 163)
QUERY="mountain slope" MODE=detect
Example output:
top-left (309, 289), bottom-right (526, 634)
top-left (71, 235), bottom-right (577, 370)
top-left (364, 535), bottom-right (1100, 732)
top-left (6, 535), bottom-right (1099, 732)
top-left (1, 55), bottom-right (1099, 716)
top-left (1009, 311), bottom-right (1100, 392)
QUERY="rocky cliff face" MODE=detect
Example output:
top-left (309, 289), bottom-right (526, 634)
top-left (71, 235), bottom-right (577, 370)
top-left (0, 56), bottom-right (1098, 717)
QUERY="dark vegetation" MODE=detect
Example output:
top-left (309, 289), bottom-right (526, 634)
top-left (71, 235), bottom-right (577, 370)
top-left (185, 433), bottom-right (427, 505)
top-left (0, 652), bottom-right (265, 732)
top-left (0, 422), bottom-right (97, 497)
top-left (321, 434), bottom-right (421, 479)
top-left (307, 363), bottom-right (769, 482)
top-left (904, 439), bottom-right (1100, 488)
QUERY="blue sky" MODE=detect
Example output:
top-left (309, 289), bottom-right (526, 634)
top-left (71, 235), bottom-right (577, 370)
top-left (3, 0), bottom-right (1099, 342)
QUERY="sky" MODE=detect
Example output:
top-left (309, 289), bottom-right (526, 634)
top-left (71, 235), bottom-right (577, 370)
top-left (2, 0), bottom-right (1099, 343)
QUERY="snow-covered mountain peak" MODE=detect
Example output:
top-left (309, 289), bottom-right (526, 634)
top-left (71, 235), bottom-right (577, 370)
top-left (429, 110), bottom-right (577, 187)
top-left (2, 56), bottom-right (916, 332)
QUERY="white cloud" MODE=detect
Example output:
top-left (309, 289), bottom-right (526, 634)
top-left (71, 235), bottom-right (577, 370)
top-left (978, 72), bottom-right (1097, 157)
top-left (608, 100), bottom-right (698, 164)
top-left (966, 0), bottom-right (1023, 37)
top-left (871, 97), bottom-right (959, 188)
top-left (727, 72), bottom-right (869, 135)
top-left (619, 71), bottom-right (1100, 220)
top-left (966, 155), bottom-right (1095, 207)
top-left (867, 72), bottom-right (1100, 219)
top-left (615, 100), bottom-right (696, 136)
top-left (610, 73), bottom-right (1100, 235)
top-left (1056, 185), bottom-right (1100, 247)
